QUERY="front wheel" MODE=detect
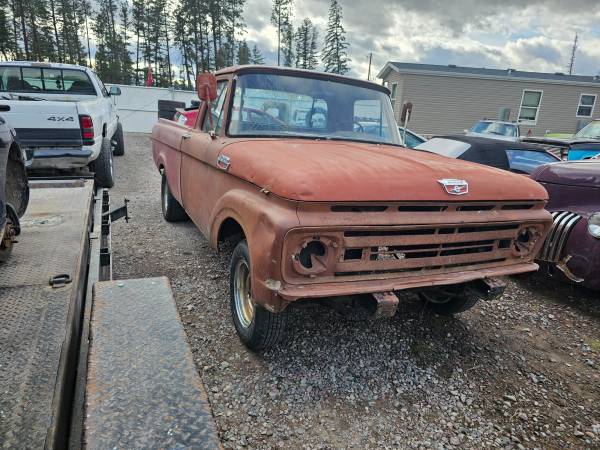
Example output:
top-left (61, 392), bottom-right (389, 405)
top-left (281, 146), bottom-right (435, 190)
top-left (229, 240), bottom-right (288, 350)
top-left (419, 285), bottom-right (480, 316)
top-left (89, 137), bottom-right (115, 188)
top-left (112, 122), bottom-right (125, 156)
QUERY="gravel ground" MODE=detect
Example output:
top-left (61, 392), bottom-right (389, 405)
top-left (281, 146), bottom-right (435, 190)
top-left (112, 133), bottom-right (600, 449)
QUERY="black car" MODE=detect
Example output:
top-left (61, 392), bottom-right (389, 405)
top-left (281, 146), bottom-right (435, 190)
top-left (0, 116), bottom-right (29, 262)
top-left (415, 135), bottom-right (560, 174)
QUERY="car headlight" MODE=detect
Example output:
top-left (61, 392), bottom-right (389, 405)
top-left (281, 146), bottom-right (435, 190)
top-left (588, 213), bottom-right (600, 238)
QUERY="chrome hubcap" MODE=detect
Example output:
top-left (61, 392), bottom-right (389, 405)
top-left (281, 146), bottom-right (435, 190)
top-left (234, 259), bottom-right (254, 328)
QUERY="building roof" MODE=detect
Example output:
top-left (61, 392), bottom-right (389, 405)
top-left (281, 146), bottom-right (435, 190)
top-left (378, 62), bottom-right (600, 86)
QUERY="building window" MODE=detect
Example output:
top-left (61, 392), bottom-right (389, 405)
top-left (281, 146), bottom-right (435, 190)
top-left (518, 90), bottom-right (543, 124)
top-left (576, 94), bottom-right (596, 118)
top-left (389, 82), bottom-right (397, 111)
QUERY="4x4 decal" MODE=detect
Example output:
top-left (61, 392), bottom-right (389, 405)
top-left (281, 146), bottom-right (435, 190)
top-left (47, 116), bottom-right (74, 122)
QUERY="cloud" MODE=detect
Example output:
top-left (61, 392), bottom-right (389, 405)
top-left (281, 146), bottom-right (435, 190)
top-left (241, 0), bottom-right (600, 79)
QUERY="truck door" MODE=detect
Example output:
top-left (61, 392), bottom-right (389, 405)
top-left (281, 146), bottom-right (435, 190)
top-left (180, 80), bottom-right (229, 235)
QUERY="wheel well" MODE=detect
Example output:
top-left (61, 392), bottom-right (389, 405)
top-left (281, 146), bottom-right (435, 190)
top-left (217, 218), bottom-right (245, 247)
top-left (8, 142), bottom-right (21, 161)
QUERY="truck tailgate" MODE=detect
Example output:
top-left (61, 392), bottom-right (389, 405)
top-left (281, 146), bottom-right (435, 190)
top-left (0, 101), bottom-right (83, 147)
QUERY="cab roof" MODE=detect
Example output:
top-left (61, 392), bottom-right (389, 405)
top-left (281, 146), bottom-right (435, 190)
top-left (0, 61), bottom-right (91, 71)
top-left (215, 65), bottom-right (390, 94)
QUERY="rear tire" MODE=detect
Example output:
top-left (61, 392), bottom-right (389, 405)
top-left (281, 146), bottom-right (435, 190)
top-left (230, 240), bottom-right (288, 350)
top-left (89, 137), bottom-right (115, 188)
top-left (161, 174), bottom-right (187, 222)
top-left (112, 122), bottom-right (125, 156)
top-left (419, 285), bottom-right (480, 316)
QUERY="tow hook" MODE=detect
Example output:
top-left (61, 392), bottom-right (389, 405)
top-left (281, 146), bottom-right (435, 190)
top-left (372, 291), bottom-right (400, 318)
top-left (468, 277), bottom-right (507, 300)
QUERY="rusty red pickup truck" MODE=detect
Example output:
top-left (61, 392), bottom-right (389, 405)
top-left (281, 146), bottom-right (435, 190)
top-left (152, 66), bottom-right (552, 350)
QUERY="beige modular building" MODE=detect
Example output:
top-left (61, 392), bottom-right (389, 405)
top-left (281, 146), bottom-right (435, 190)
top-left (378, 62), bottom-right (600, 137)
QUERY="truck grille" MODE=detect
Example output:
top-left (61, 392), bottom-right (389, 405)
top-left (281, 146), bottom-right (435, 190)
top-left (334, 223), bottom-right (522, 278)
top-left (538, 211), bottom-right (581, 262)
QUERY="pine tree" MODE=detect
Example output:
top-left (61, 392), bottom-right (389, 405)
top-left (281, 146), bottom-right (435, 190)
top-left (250, 44), bottom-right (264, 64)
top-left (0, 0), bottom-right (18, 60)
top-left (93, 0), bottom-right (132, 83)
top-left (77, 0), bottom-right (93, 66)
top-left (321, 0), bottom-right (350, 74)
top-left (237, 40), bottom-right (250, 65)
top-left (295, 18), bottom-right (318, 70)
top-left (59, 0), bottom-right (85, 63)
top-left (270, 0), bottom-right (292, 66)
top-left (282, 22), bottom-right (294, 67)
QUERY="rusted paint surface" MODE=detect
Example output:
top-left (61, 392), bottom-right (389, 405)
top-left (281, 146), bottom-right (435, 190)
top-left (151, 66), bottom-right (552, 313)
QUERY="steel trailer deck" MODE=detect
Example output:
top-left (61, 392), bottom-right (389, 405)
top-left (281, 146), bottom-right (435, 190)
top-left (0, 178), bottom-right (220, 449)
top-left (0, 179), bottom-right (96, 449)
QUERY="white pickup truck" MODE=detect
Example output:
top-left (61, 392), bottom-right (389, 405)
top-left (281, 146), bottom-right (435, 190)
top-left (0, 61), bottom-right (124, 187)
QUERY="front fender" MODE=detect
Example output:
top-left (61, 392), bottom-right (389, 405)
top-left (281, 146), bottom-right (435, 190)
top-left (209, 188), bottom-right (300, 311)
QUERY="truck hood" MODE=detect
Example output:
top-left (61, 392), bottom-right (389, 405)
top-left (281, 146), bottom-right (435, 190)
top-left (222, 139), bottom-right (548, 202)
top-left (530, 161), bottom-right (600, 189)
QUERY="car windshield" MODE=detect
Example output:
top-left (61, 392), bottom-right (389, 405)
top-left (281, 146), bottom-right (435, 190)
top-left (228, 73), bottom-right (401, 145)
top-left (505, 149), bottom-right (557, 174)
top-left (470, 121), bottom-right (517, 137)
top-left (575, 121), bottom-right (600, 139)
top-left (399, 128), bottom-right (425, 148)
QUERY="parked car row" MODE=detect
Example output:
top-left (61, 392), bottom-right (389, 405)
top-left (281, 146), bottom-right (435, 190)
top-left (0, 61), bottom-right (125, 187)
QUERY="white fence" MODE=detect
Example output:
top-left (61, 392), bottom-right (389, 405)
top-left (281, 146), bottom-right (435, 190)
top-left (106, 84), bottom-right (198, 133)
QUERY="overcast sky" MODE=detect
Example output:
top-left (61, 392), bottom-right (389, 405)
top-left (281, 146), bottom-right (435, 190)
top-left (242, 0), bottom-right (600, 80)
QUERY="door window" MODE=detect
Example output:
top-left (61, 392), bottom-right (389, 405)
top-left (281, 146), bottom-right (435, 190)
top-left (203, 81), bottom-right (228, 132)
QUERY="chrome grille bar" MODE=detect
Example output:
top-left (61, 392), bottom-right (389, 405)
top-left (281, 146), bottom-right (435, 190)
top-left (538, 211), bottom-right (581, 262)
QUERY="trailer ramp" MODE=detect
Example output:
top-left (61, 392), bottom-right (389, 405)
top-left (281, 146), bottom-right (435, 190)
top-left (83, 277), bottom-right (221, 449)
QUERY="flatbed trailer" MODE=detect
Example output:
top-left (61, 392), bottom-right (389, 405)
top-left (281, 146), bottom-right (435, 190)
top-left (0, 178), bottom-right (220, 449)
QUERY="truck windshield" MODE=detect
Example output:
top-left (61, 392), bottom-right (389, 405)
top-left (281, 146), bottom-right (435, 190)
top-left (470, 121), bottom-right (517, 137)
top-left (228, 73), bottom-right (401, 145)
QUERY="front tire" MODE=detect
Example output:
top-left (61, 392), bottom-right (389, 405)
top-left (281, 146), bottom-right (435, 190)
top-left (419, 285), bottom-right (480, 316)
top-left (161, 174), bottom-right (188, 222)
top-left (112, 122), bottom-right (125, 156)
top-left (229, 240), bottom-right (288, 350)
top-left (89, 137), bottom-right (115, 188)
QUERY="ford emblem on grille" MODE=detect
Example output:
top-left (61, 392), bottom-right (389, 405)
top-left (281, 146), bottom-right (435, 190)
top-left (437, 178), bottom-right (468, 195)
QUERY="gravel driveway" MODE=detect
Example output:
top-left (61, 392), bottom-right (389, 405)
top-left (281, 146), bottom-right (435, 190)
top-left (112, 133), bottom-right (600, 449)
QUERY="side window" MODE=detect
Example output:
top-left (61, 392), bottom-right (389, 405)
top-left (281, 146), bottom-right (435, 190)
top-left (203, 81), bottom-right (228, 132)
top-left (0, 66), bottom-right (23, 91)
top-left (506, 149), bottom-right (558, 174)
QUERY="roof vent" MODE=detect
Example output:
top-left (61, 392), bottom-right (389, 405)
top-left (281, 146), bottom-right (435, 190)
top-left (448, 64), bottom-right (457, 68)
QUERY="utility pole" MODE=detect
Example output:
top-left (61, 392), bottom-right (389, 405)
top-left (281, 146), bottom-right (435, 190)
top-left (367, 52), bottom-right (372, 80)
top-left (568, 33), bottom-right (578, 75)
